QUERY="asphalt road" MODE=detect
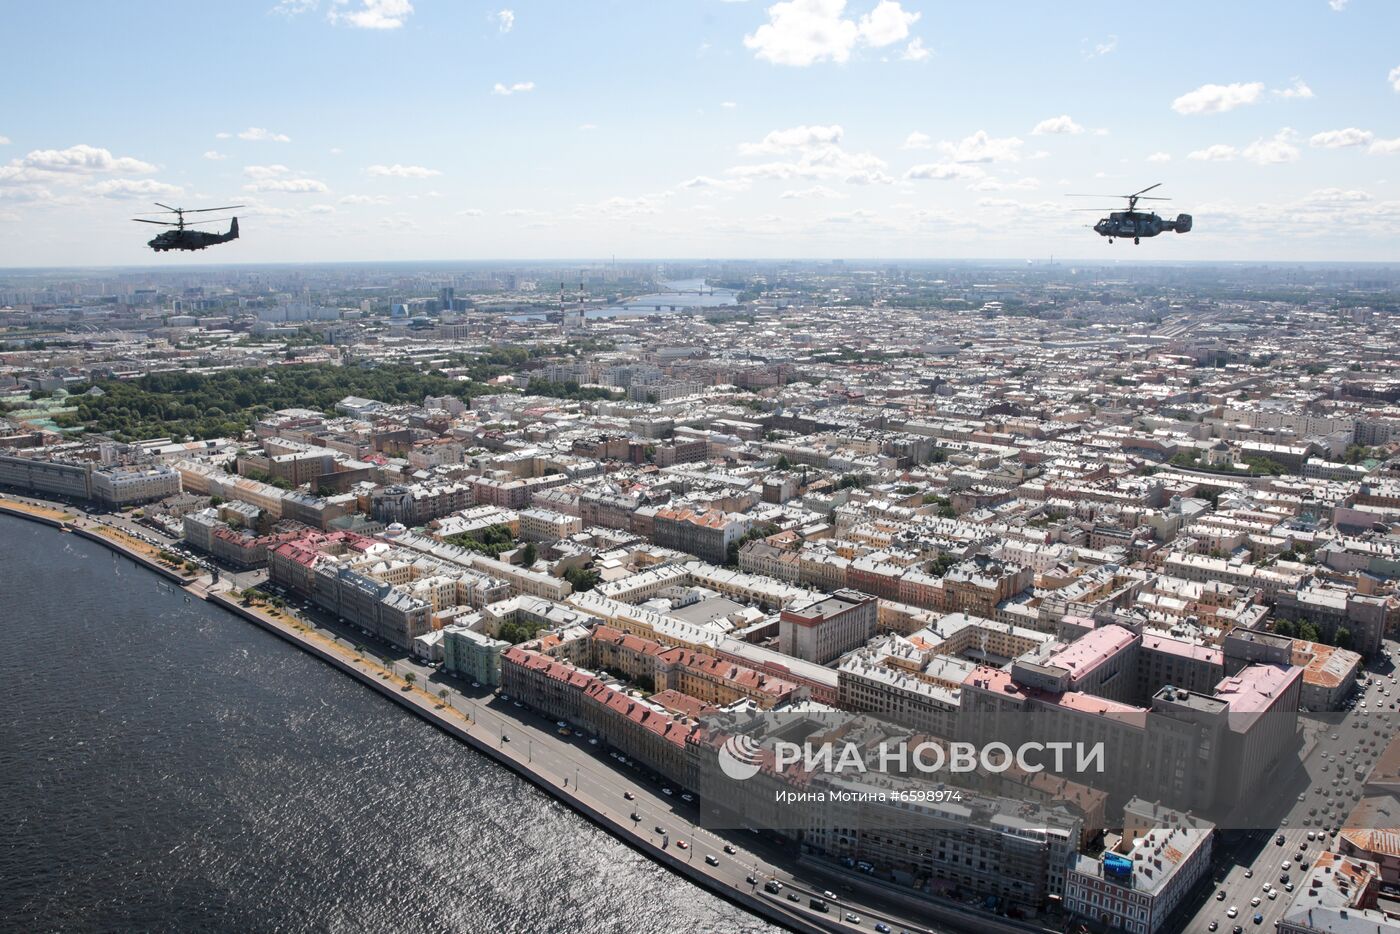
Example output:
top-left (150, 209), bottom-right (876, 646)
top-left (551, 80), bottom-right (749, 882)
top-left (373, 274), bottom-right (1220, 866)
top-left (1178, 642), bottom-right (1397, 934)
top-left (268, 583), bottom-right (968, 934)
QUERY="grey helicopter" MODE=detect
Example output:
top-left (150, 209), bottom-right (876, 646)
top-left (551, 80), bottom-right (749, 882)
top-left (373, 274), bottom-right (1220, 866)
top-left (132, 203), bottom-right (243, 252)
top-left (1069, 183), bottom-right (1192, 245)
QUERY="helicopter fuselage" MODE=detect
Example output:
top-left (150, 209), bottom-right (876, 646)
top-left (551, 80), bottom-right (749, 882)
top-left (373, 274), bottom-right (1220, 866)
top-left (1093, 210), bottom-right (1192, 243)
top-left (147, 218), bottom-right (239, 252)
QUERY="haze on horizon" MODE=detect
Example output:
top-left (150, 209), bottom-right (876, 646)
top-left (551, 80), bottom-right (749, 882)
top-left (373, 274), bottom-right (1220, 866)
top-left (2, 0), bottom-right (1399, 267)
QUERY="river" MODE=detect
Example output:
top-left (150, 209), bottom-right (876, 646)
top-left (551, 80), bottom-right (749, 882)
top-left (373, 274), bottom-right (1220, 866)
top-left (0, 514), bottom-right (776, 934)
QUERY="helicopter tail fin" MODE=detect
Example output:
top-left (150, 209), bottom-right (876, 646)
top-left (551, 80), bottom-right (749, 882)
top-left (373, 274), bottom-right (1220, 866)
top-left (1170, 213), bottom-right (1192, 234)
top-left (226, 217), bottom-right (239, 241)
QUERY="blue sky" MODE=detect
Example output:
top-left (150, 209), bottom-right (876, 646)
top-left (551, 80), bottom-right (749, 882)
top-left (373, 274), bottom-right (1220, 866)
top-left (2, 0), bottom-right (1399, 265)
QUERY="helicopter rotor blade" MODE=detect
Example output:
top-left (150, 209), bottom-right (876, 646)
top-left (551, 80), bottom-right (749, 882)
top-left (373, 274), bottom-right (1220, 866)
top-left (1067, 194), bottom-right (1170, 201)
top-left (183, 205), bottom-right (245, 213)
top-left (133, 218), bottom-right (229, 227)
top-left (153, 202), bottom-right (179, 212)
top-left (1131, 183), bottom-right (1163, 197)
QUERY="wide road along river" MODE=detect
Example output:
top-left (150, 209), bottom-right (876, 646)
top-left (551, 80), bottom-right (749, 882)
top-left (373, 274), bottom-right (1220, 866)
top-left (0, 513), bottom-right (777, 934)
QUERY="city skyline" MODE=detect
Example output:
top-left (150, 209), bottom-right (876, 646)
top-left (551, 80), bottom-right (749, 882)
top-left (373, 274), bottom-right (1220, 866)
top-left (3, 0), bottom-right (1400, 265)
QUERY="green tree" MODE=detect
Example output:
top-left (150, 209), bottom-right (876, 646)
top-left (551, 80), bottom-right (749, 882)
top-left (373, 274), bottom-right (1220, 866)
top-left (1297, 619), bottom-right (1321, 643)
top-left (404, 672), bottom-right (417, 689)
top-left (1334, 627), bottom-right (1352, 650)
top-left (564, 566), bottom-right (600, 593)
top-left (930, 553), bottom-right (959, 577)
top-left (1273, 619), bottom-right (1298, 639)
top-left (520, 542), bottom-right (538, 566)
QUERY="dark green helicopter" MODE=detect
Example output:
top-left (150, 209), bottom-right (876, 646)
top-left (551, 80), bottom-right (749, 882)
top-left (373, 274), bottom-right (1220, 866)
top-left (132, 203), bottom-right (243, 252)
top-left (1069, 183), bottom-right (1192, 245)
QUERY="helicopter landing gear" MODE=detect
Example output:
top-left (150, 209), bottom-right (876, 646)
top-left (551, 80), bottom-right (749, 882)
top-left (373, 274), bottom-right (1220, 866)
top-left (1134, 237), bottom-right (1140, 245)
top-left (1108, 238), bottom-right (1113, 244)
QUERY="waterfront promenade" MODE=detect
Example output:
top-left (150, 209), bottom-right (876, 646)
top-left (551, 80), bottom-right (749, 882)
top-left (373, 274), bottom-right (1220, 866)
top-left (0, 494), bottom-right (1047, 934)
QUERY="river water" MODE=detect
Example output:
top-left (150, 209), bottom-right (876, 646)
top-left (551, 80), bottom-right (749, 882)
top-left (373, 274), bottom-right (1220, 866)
top-left (0, 514), bottom-right (776, 934)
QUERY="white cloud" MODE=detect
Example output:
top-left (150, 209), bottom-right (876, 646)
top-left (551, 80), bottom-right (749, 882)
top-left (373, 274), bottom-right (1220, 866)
top-left (780, 185), bottom-right (846, 199)
top-left (492, 81), bottom-right (535, 96)
top-left (25, 143), bottom-right (155, 174)
top-left (1302, 187), bottom-right (1369, 204)
top-left (1328, 0), bottom-right (1348, 10)
top-left (821, 209), bottom-right (877, 224)
top-left (203, 150), bottom-right (227, 161)
top-left (857, 0), bottom-right (919, 46)
top-left (85, 178), bottom-right (183, 199)
top-left (495, 8), bottom-right (514, 32)
top-left (329, 0), bottom-right (413, 30)
top-left (339, 194), bottom-right (392, 205)
top-left (273, 0), bottom-right (317, 16)
top-left (307, 204), bottom-right (336, 214)
top-left (680, 175), bottom-right (752, 191)
top-left (236, 127), bottom-right (291, 142)
top-left (329, 147), bottom-right (343, 155)
top-left (727, 142), bottom-right (891, 183)
top-left (974, 197), bottom-right (1062, 218)
top-left (720, 101), bottom-right (738, 109)
top-left (1390, 65), bottom-right (1400, 93)
top-left (577, 194), bottom-right (667, 219)
top-left (1088, 35), bottom-right (1117, 57)
top-left (457, 207), bottom-right (484, 216)
top-left (901, 131), bottom-right (932, 150)
top-left (0, 136), bottom-right (10, 145)
top-left (243, 164), bottom-right (290, 179)
top-left (1242, 128), bottom-right (1300, 165)
top-left (1309, 128), bottom-right (1373, 149)
top-left (0, 185), bottom-right (54, 203)
top-left (938, 130), bottom-right (1023, 163)
top-left (1147, 152), bottom-right (1172, 163)
top-left (215, 132), bottom-right (232, 139)
top-left (1, 144), bottom-right (156, 177)
top-left (1274, 78), bottom-right (1315, 100)
top-left (740, 124), bottom-right (843, 155)
top-left (969, 175), bottom-right (1039, 192)
top-left (901, 38), bottom-right (929, 61)
top-left (1370, 138), bottom-right (1400, 156)
top-left (243, 178), bottom-right (329, 193)
top-left (1031, 115), bottom-right (1083, 136)
top-left (578, 123), bottom-right (598, 131)
top-left (743, 0), bottom-right (921, 67)
top-left (1171, 81), bottom-right (1265, 115)
top-left (904, 162), bottom-right (984, 181)
top-left (1187, 144), bottom-right (1238, 161)
top-left (745, 0), bottom-right (856, 67)
top-left (367, 163), bottom-right (442, 178)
